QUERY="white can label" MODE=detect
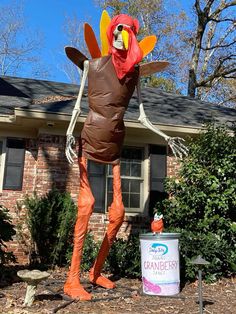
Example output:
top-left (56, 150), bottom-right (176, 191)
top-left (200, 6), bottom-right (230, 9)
top-left (140, 239), bottom-right (180, 296)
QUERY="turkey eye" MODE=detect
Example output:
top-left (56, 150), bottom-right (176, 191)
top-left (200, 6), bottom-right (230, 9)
top-left (117, 24), bottom-right (123, 31)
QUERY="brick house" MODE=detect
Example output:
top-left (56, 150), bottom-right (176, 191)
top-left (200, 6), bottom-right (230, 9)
top-left (0, 75), bottom-right (235, 264)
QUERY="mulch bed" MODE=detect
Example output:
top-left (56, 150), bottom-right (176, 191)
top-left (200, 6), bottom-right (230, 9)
top-left (0, 268), bottom-right (235, 313)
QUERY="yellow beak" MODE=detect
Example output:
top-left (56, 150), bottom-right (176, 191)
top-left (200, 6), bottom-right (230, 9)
top-left (121, 29), bottom-right (129, 50)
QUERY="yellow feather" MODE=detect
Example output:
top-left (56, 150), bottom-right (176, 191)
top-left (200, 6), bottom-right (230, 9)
top-left (100, 10), bottom-right (111, 56)
top-left (139, 35), bottom-right (157, 58)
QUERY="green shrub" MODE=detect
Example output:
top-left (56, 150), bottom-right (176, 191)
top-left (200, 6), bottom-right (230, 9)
top-left (106, 234), bottom-right (141, 278)
top-left (24, 189), bottom-right (77, 266)
top-left (158, 124), bottom-right (236, 282)
top-left (0, 205), bottom-right (16, 265)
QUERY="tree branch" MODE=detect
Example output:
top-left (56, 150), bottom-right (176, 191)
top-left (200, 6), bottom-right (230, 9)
top-left (210, 1), bottom-right (236, 19)
top-left (218, 95), bottom-right (236, 106)
top-left (223, 75), bottom-right (236, 78)
top-left (198, 67), bottom-right (236, 87)
top-left (209, 18), bottom-right (236, 22)
top-left (201, 23), bottom-right (236, 64)
top-left (201, 77), bottom-right (222, 99)
top-left (204, 0), bottom-right (216, 15)
top-left (195, 0), bottom-right (202, 14)
top-left (201, 40), bottom-right (236, 50)
top-left (198, 53), bottom-right (236, 87)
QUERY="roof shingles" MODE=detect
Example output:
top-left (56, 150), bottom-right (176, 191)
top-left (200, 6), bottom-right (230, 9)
top-left (0, 75), bottom-right (235, 128)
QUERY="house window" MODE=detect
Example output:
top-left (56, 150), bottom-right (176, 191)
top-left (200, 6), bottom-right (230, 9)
top-left (88, 161), bottom-right (106, 213)
top-left (88, 146), bottom-right (144, 213)
top-left (3, 138), bottom-right (25, 190)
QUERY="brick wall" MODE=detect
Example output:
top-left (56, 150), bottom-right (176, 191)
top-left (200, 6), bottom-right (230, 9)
top-left (167, 155), bottom-right (180, 178)
top-left (1, 134), bottom-right (179, 264)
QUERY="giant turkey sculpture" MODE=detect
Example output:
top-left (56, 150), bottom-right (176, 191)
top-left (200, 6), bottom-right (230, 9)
top-left (63, 10), bottom-right (187, 300)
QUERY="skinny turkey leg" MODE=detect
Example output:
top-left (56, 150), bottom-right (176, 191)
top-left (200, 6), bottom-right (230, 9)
top-left (89, 162), bottom-right (125, 288)
top-left (64, 157), bottom-right (95, 300)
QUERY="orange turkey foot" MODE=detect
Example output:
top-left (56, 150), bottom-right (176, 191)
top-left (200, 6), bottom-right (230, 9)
top-left (64, 280), bottom-right (92, 301)
top-left (89, 271), bottom-right (116, 289)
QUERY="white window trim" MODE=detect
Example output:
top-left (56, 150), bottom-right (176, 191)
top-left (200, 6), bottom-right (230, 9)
top-left (0, 138), bottom-right (6, 192)
top-left (142, 144), bottom-right (149, 216)
top-left (105, 143), bottom-right (149, 216)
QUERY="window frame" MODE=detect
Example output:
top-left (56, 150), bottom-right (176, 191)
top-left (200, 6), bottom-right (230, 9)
top-left (88, 144), bottom-right (148, 214)
top-left (106, 146), bottom-right (145, 213)
top-left (0, 138), bottom-right (7, 192)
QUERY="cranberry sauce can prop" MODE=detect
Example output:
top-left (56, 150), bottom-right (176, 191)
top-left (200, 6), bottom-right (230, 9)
top-left (139, 233), bottom-right (180, 296)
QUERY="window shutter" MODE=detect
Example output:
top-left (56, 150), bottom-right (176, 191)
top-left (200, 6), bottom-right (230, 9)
top-left (3, 139), bottom-right (25, 190)
top-left (150, 145), bottom-right (167, 192)
top-left (149, 145), bottom-right (168, 215)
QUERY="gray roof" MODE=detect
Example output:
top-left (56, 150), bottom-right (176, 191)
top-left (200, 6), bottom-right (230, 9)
top-left (0, 75), bottom-right (235, 128)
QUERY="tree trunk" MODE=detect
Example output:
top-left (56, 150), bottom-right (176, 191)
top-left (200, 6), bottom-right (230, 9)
top-left (188, 69), bottom-right (197, 97)
top-left (187, 27), bottom-right (204, 97)
top-left (187, 2), bottom-right (207, 98)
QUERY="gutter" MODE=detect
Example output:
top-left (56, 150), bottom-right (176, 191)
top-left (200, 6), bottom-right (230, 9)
top-left (14, 107), bottom-right (203, 135)
top-left (0, 114), bottom-right (16, 123)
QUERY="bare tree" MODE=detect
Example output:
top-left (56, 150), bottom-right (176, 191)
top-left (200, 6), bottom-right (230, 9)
top-left (62, 0), bottom-right (235, 105)
top-left (60, 14), bottom-right (89, 84)
top-left (0, 0), bottom-right (46, 78)
top-left (214, 78), bottom-right (236, 106)
top-left (188, 0), bottom-right (236, 100)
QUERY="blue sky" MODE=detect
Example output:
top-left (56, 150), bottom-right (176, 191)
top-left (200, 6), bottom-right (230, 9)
top-left (24, 0), bottom-right (102, 82)
top-left (2, 0), bottom-right (192, 83)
